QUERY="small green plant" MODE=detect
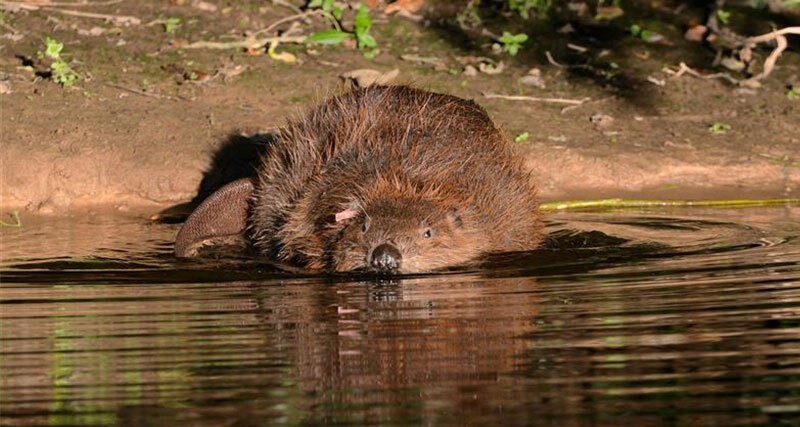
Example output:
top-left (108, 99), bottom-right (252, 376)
top-left (787, 86), bottom-right (799, 100)
top-left (514, 132), bottom-right (530, 143)
top-left (456, 0), bottom-right (481, 29)
top-left (305, 2), bottom-right (377, 54)
top-left (708, 122), bottom-right (731, 134)
top-left (499, 31), bottom-right (528, 56)
top-left (164, 17), bottom-right (181, 34)
top-left (716, 9), bottom-right (731, 25)
top-left (509, 0), bottom-right (551, 19)
top-left (37, 37), bottom-right (79, 87)
top-left (307, 0), bottom-right (343, 20)
top-left (629, 24), bottom-right (664, 43)
top-left (354, 4), bottom-right (376, 49)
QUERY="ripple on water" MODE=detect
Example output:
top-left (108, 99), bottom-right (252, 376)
top-left (1, 206), bottom-right (799, 426)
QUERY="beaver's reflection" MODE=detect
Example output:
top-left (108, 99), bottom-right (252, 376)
top-left (253, 275), bottom-right (541, 420)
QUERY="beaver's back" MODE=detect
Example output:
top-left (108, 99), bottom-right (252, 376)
top-left (250, 86), bottom-right (541, 269)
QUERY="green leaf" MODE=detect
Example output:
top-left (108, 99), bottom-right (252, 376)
top-left (307, 0), bottom-right (323, 7)
top-left (358, 33), bottom-right (376, 48)
top-left (499, 31), bottom-right (528, 56)
top-left (354, 4), bottom-right (372, 35)
top-left (332, 5), bottom-right (343, 20)
top-left (44, 37), bottom-right (63, 59)
top-left (717, 9), bottom-right (731, 25)
top-left (708, 122), bottom-right (731, 134)
top-left (305, 29), bottom-right (352, 45)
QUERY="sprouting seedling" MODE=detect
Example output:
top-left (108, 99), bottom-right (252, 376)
top-left (499, 31), bottom-right (528, 56)
top-left (354, 4), bottom-right (376, 50)
top-left (629, 24), bottom-right (664, 43)
top-left (716, 9), bottom-right (731, 25)
top-left (37, 37), bottom-right (79, 87)
top-left (787, 86), bottom-right (799, 100)
top-left (708, 122), bottom-right (731, 134)
top-left (305, 2), bottom-right (378, 56)
top-left (164, 17), bottom-right (181, 35)
top-left (308, 0), bottom-right (343, 20)
top-left (509, 0), bottom-right (552, 19)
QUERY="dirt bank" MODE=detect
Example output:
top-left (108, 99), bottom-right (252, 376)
top-left (1, 2), bottom-right (798, 215)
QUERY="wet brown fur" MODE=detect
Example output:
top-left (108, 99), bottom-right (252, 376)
top-left (249, 85), bottom-right (543, 273)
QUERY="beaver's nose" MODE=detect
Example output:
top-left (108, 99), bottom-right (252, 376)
top-left (371, 243), bottom-right (402, 272)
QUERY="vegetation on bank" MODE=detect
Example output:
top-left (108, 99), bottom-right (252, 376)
top-left (2, 0), bottom-right (797, 94)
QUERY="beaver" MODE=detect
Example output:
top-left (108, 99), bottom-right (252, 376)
top-left (175, 85), bottom-right (543, 273)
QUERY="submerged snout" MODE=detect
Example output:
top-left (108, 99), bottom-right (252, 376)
top-left (370, 243), bottom-right (402, 272)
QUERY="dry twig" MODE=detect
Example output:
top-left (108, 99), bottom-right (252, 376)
top-left (182, 35), bottom-right (306, 50)
top-left (483, 92), bottom-right (590, 105)
top-left (7, 0), bottom-right (123, 6)
top-left (103, 82), bottom-right (183, 101)
top-left (741, 26), bottom-right (800, 84)
top-left (1, 1), bottom-right (140, 25)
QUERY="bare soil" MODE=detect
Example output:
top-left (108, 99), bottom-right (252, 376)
top-left (1, 1), bottom-right (799, 216)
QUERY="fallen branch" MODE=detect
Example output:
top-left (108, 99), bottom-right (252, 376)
top-left (483, 92), bottom-right (590, 105)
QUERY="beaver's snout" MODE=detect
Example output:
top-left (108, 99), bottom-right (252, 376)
top-left (371, 243), bottom-right (402, 272)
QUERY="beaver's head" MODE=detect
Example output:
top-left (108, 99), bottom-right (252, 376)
top-left (326, 178), bottom-right (484, 274)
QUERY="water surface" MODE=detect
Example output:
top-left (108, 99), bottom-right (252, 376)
top-left (2, 207), bottom-right (799, 426)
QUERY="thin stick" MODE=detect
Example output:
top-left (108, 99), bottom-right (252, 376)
top-left (1, 2), bottom-right (141, 25)
top-left (745, 26), bottom-right (800, 44)
top-left (47, 7), bottom-right (140, 25)
top-left (561, 95), bottom-right (612, 114)
top-left (103, 82), bottom-right (181, 101)
top-left (483, 92), bottom-right (589, 105)
top-left (665, 62), bottom-right (740, 85)
top-left (544, 50), bottom-right (565, 68)
top-left (540, 198), bottom-right (800, 211)
top-left (182, 35), bottom-right (306, 50)
top-left (12, 0), bottom-right (123, 6)
top-left (252, 9), bottom-right (340, 37)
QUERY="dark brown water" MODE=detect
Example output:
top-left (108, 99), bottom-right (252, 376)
top-left (2, 207), bottom-right (799, 426)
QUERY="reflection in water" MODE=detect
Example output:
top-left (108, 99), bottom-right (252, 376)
top-left (1, 207), bottom-right (800, 425)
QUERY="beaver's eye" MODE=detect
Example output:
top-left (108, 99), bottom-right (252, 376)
top-left (422, 229), bottom-right (433, 238)
top-left (361, 220), bottom-right (369, 233)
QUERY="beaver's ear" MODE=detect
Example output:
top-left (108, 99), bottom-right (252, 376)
top-left (175, 178), bottom-right (254, 257)
top-left (447, 208), bottom-right (464, 228)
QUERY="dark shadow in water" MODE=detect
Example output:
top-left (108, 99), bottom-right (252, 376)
top-left (154, 132), bottom-right (274, 224)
